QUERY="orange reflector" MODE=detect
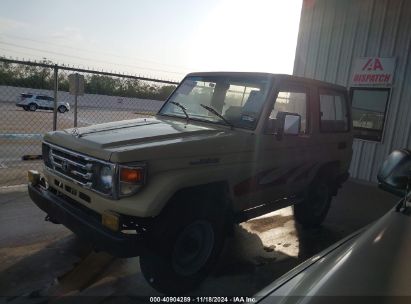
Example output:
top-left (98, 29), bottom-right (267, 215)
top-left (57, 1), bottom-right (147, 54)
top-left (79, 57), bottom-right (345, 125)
top-left (102, 211), bottom-right (119, 231)
top-left (120, 167), bottom-right (144, 183)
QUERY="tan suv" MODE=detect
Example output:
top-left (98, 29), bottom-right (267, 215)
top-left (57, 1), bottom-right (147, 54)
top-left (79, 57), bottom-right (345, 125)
top-left (28, 72), bottom-right (353, 294)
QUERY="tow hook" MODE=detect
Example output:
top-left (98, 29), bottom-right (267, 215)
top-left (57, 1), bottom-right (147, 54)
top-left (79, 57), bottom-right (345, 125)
top-left (45, 215), bottom-right (60, 224)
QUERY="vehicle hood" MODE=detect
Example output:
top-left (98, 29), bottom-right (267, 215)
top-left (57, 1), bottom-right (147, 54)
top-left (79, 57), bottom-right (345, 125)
top-left (257, 204), bottom-right (411, 300)
top-left (43, 117), bottom-right (250, 162)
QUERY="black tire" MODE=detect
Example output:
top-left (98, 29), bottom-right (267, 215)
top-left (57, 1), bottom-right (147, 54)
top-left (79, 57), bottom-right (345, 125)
top-left (293, 175), bottom-right (332, 229)
top-left (23, 106), bottom-right (29, 111)
top-left (28, 103), bottom-right (37, 111)
top-left (140, 195), bottom-right (226, 295)
top-left (58, 105), bottom-right (67, 113)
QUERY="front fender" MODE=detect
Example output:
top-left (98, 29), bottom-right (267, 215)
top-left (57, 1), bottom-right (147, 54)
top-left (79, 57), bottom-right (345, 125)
top-left (137, 166), bottom-right (236, 217)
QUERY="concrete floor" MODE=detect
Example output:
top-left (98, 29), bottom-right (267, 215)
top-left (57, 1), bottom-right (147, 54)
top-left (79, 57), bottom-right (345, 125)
top-left (0, 180), bottom-right (398, 302)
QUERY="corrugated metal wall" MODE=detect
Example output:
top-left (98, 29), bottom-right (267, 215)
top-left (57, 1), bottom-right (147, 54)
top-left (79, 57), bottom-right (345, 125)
top-left (293, 0), bottom-right (411, 182)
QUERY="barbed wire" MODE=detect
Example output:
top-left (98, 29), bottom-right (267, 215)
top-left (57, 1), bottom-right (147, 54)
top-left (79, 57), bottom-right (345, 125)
top-left (0, 57), bottom-right (180, 85)
top-left (0, 41), bottom-right (186, 78)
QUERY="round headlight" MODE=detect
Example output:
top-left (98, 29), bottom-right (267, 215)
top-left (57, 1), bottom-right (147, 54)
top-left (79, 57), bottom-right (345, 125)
top-left (100, 166), bottom-right (113, 191)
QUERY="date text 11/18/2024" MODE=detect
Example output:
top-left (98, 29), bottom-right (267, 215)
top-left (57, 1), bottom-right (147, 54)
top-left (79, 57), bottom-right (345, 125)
top-left (149, 296), bottom-right (257, 303)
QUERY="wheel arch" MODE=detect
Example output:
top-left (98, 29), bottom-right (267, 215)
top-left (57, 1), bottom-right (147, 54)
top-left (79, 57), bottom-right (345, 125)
top-left (313, 161), bottom-right (343, 196)
top-left (158, 181), bottom-right (234, 221)
top-left (316, 161), bottom-right (340, 179)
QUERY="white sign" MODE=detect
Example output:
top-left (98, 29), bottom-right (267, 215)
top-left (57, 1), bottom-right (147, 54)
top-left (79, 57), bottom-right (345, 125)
top-left (351, 57), bottom-right (396, 86)
top-left (69, 73), bottom-right (85, 95)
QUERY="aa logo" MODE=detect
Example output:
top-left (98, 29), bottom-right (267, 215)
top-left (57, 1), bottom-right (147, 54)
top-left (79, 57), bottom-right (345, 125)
top-left (362, 58), bottom-right (384, 71)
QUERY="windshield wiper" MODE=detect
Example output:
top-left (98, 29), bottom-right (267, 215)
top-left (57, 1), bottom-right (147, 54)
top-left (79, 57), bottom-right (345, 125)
top-left (170, 101), bottom-right (190, 123)
top-left (200, 104), bottom-right (234, 129)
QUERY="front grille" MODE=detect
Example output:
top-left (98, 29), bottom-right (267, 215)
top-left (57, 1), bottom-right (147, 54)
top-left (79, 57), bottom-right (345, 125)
top-left (44, 143), bottom-right (94, 187)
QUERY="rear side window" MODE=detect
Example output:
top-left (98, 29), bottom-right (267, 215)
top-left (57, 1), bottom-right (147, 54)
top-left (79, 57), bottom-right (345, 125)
top-left (21, 93), bottom-right (33, 98)
top-left (36, 96), bottom-right (53, 101)
top-left (319, 89), bottom-right (349, 132)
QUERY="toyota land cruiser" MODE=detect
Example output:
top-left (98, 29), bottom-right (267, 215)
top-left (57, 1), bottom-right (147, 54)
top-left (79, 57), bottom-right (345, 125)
top-left (28, 72), bottom-right (353, 294)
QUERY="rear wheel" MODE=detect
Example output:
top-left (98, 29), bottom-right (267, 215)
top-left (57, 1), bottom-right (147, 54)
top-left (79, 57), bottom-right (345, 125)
top-left (140, 195), bottom-right (226, 294)
top-left (293, 176), bottom-right (332, 228)
top-left (58, 105), bottom-right (67, 113)
top-left (23, 106), bottom-right (29, 111)
top-left (28, 103), bottom-right (37, 111)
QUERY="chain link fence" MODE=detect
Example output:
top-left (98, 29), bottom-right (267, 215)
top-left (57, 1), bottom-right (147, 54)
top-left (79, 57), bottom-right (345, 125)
top-left (0, 58), bottom-right (178, 187)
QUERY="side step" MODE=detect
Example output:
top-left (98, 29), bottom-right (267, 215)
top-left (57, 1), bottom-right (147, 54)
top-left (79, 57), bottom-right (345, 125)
top-left (234, 196), bottom-right (304, 223)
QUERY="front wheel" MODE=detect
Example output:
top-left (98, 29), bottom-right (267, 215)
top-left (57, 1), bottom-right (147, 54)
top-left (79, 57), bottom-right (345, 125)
top-left (293, 177), bottom-right (332, 228)
top-left (58, 105), bottom-right (67, 113)
top-left (28, 103), bottom-right (37, 111)
top-left (140, 196), bottom-right (226, 294)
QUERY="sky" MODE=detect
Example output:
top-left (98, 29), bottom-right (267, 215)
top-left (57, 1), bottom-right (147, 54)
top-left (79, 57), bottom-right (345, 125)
top-left (0, 0), bottom-right (303, 81)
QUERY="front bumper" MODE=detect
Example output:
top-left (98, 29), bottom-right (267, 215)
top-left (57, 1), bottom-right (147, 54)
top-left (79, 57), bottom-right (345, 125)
top-left (28, 184), bottom-right (145, 257)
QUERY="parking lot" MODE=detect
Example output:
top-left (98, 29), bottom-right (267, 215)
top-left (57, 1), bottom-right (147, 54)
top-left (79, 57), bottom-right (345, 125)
top-left (0, 180), bottom-right (398, 301)
top-left (0, 102), bottom-right (155, 185)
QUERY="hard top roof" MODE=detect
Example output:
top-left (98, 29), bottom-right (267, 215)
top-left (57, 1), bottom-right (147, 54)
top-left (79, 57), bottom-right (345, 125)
top-left (186, 72), bottom-right (347, 91)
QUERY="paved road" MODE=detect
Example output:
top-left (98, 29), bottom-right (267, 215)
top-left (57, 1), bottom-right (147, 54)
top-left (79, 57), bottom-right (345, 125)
top-left (0, 180), bottom-right (398, 301)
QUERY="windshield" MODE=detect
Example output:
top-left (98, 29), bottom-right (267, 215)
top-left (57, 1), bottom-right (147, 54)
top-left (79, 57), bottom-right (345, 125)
top-left (159, 75), bottom-right (272, 129)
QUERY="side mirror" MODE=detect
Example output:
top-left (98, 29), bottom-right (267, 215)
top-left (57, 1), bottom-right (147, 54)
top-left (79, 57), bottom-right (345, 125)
top-left (377, 149), bottom-right (411, 197)
top-left (275, 112), bottom-right (301, 140)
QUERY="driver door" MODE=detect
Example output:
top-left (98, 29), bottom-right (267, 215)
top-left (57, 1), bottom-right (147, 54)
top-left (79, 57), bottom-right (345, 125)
top-left (35, 96), bottom-right (47, 109)
top-left (246, 81), bottom-right (315, 208)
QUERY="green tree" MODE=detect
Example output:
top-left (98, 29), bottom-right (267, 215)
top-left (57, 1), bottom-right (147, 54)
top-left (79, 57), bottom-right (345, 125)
top-left (0, 59), bottom-right (176, 100)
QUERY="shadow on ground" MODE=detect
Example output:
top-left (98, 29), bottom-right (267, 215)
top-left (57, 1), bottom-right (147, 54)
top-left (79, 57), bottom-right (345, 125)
top-left (0, 180), bottom-right (398, 302)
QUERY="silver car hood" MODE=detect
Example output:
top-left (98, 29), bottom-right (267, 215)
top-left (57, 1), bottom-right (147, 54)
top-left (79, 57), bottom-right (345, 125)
top-left (257, 203), bottom-right (411, 301)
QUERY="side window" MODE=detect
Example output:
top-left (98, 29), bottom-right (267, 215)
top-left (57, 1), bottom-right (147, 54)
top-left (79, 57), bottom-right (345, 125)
top-left (270, 87), bottom-right (308, 134)
top-left (319, 89), bottom-right (349, 132)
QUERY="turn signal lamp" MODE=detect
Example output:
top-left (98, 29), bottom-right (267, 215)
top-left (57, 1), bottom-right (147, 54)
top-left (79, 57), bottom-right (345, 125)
top-left (119, 165), bottom-right (146, 197)
top-left (120, 167), bottom-right (144, 183)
